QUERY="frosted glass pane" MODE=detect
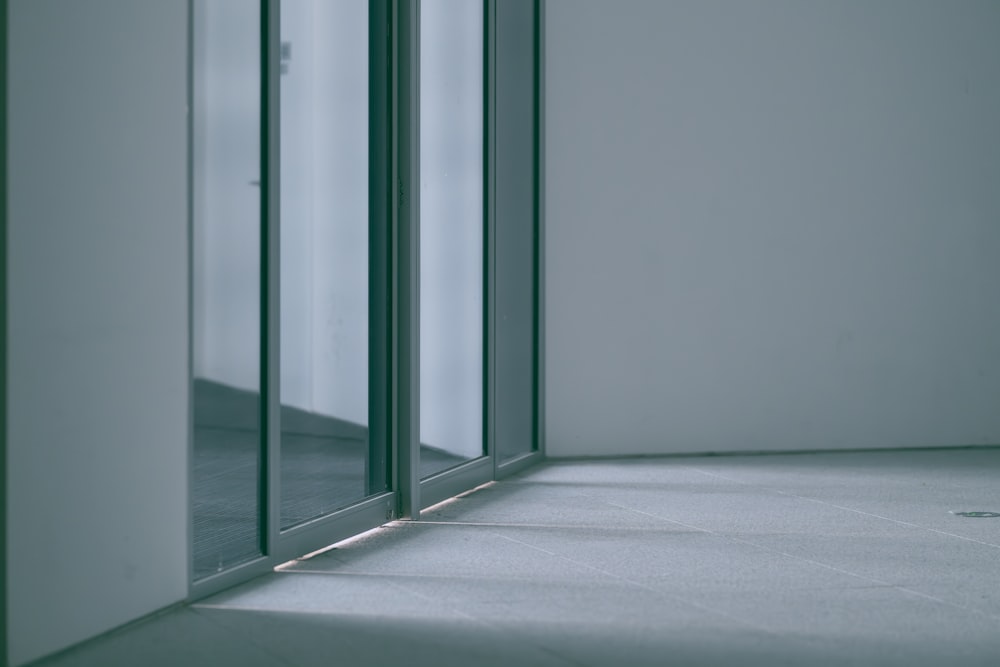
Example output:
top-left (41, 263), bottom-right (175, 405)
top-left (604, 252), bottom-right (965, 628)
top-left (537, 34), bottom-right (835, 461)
top-left (420, 0), bottom-right (484, 477)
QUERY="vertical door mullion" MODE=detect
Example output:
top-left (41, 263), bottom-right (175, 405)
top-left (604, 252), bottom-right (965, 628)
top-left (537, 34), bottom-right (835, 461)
top-left (369, 0), bottom-right (391, 501)
top-left (262, 0), bottom-right (281, 556)
top-left (387, 0), bottom-right (401, 511)
top-left (185, 0), bottom-right (195, 591)
top-left (0, 0), bottom-right (8, 653)
top-left (534, 0), bottom-right (546, 462)
top-left (486, 0), bottom-right (498, 478)
top-left (395, 0), bottom-right (421, 519)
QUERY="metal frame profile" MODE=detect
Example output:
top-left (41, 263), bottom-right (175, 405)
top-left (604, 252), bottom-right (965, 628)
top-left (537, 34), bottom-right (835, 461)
top-left (493, 0), bottom-right (546, 480)
top-left (1, 0), bottom-right (9, 658)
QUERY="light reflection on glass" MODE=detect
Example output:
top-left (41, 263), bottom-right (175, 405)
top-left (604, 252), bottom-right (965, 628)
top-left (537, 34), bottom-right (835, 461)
top-left (191, 0), bottom-right (263, 580)
top-left (419, 0), bottom-right (485, 478)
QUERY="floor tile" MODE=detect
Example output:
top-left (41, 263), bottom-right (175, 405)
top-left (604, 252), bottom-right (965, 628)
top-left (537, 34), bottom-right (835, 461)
top-left (31, 608), bottom-right (286, 667)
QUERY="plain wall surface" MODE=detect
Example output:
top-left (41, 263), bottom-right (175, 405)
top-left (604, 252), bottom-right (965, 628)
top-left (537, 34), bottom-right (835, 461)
top-left (546, 0), bottom-right (1000, 456)
top-left (7, 1), bottom-right (190, 664)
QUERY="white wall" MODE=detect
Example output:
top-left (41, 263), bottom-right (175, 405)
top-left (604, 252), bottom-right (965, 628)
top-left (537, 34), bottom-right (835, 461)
top-left (546, 0), bottom-right (1000, 456)
top-left (7, 1), bottom-right (190, 664)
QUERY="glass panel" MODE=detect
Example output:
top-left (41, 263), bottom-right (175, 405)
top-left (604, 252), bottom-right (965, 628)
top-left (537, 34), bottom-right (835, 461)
top-left (279, 0), bottom-right (376, 529)
top-left (191, 0), bottom-right (262, 579)
top-left (420, 0), bottom-right (485, 478)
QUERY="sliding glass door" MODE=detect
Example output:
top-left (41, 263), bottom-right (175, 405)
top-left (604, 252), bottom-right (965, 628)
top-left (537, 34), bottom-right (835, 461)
top-left (191, 0), bottom-right (391, 591)
top-left (190, 0), bottom-right (543, 594)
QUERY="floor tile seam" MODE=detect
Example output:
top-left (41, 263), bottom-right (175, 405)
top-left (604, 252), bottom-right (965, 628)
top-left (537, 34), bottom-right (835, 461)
top-left (196, 602), bottom-right (591, 667)
top-left (18, 608), bottom-right (202, 667)
top-left (192, 570), bottom-right (484, 620)
top-left (273, 568), bottom-right (608, 582)
top-left (599, 498), bottom-right (893, 590)
top-left (189, 606), bottom-right (301, 667)
top-left (684, 466), bottom-right (1000, 550)
top-left (409, 519), bottom-right (696, 532)
top-left (380, 576), bottom-right (480, 622)
top-left (790, 496), bottom-right (1000, 550)
top-left (486, 528), bottom-right (785, 637)
top-left (403, 572), bottom-right (789, 662)
top-left (374, 577), bottom-right (592, 667)
top-left (603, 499), bottom-right (1000, 624)
top-left (722, 534), bottom-right (999, 616)
top-left (270, 569), bottom-right (916, 595)
top-left (193, 602), bottom-right (467, 621)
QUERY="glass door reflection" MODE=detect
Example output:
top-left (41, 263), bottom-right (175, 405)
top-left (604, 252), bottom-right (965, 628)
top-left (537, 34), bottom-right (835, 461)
top-left (279, 0), bottom-right (384, 529)
top-left (419, 0), bottom-right (486, 478)
top-left (191, 0), bottom-right (263, 579)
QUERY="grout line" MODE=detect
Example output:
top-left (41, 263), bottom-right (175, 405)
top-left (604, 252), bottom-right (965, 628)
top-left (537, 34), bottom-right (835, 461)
top-left (198, 592), bottom-right (592, 667)
top-left (365, 546), bottom-right (589, 667)
top-left (275, 568), bottom-right (562, 580)
top-left (378, 577), bottom-right (587, 667)
top-left (381, 577), bottom-right (480, 622)
top-left (265, 523), bottom-right (780, 637)
top-left (546, 444), bottom-right (1000, 463)
top-left (379, 575), bottom-right (589, 667)
top-left (194, 602), bottom-right (459, 619)
top-left (685, 466), bottom-right (1000, 550)
top-left (487, 531), bottom-right (781, 636)
top-left (407, 519), bottom-right (698, 531)
top-left (190, 606), bottom-right (300, 667)
top-left (601, 500), bottom-right (1000, 623)
top-left (259, 568), bottom-right (903, 594)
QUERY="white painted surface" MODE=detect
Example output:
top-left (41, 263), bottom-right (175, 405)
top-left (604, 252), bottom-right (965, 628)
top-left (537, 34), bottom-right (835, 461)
top-left (546, 0), bottom-right (1000, 456)
top-left (7, 1), bottom-right (190, 664)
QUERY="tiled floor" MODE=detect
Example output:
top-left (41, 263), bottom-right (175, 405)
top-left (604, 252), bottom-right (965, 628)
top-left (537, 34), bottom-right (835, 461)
top-left (33, 448), bottom-right (1000, 666)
